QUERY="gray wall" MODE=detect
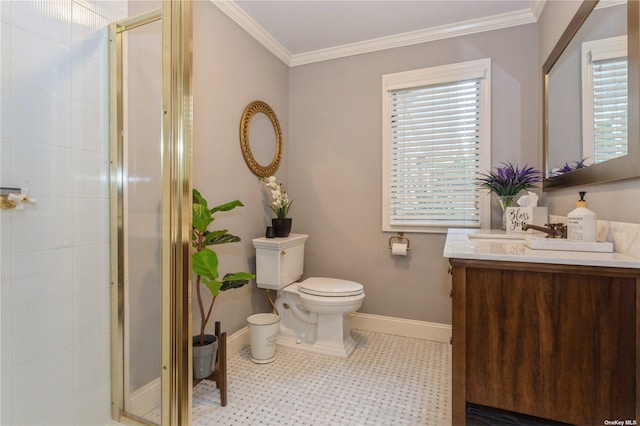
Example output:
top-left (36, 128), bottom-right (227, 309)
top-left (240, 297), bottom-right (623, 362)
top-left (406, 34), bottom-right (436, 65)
top-left (200, 1), bottom-right (640, 331)
top-left (288, 24), bottom-right (539, 324)
top-left (192, 1), bottom-right (286, 334)
top-left (539, 2), bottom-right (640, 221)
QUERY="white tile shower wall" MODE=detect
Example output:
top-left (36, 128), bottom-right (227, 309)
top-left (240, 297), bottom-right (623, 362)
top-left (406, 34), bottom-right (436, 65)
top-left (1, 1), bottom-right (122, 425)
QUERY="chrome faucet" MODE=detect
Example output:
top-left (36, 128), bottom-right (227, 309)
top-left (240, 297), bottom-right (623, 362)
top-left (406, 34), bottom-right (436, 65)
top-left (521, 223), bottom-right (567, 238)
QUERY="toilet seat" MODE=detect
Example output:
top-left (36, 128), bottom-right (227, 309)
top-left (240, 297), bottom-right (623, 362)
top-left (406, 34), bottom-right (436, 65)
top-left (299, 277), bottom-right (363, 297)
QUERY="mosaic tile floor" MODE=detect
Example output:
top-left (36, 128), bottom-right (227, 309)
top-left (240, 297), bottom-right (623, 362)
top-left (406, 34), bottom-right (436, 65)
top-left (190, 329), bottom-right (451, 426)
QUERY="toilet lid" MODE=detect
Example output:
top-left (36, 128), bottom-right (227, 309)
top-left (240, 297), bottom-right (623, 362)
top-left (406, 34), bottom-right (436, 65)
top-left (299, 277), bottom-right (363, 297)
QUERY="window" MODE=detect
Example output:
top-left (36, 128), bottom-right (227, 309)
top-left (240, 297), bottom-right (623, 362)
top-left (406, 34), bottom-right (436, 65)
top-left (382, 59), bottom-right (491, 232)
top-left (582, 36), bottom-right (628, 165)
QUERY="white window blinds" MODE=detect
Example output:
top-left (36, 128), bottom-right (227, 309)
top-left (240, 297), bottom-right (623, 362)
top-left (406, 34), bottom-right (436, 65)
top-left (382, 59), bottom-right (491, 232)
top-left (581, 36), bottom-right (627, 166)
top-left (592, 56), bottom-right (628, 163)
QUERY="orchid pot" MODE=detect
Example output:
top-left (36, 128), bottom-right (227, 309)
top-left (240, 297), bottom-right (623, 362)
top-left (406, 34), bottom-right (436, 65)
top-left (271, 218), bottom-right (292, 237)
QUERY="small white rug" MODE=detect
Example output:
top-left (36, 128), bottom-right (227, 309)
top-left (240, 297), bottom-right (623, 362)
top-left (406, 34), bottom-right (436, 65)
top-left (191, 329), bottom-right (451, 425)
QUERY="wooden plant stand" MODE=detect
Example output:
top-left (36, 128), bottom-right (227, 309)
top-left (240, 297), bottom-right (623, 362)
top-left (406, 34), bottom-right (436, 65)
top-left (193, 321), bottom-right (227, 406)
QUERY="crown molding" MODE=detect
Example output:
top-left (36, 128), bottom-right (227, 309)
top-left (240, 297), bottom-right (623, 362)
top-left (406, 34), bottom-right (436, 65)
top-left (213, 1), bottom-right (542, 68)
top-left (530, 0), bottom-right (547, 21)
top-left (211, 0), bottom-right (293, 65)
top-left (595, 0), bottom-right (627, 9)
top-left (290, 8), bottom-right (538, 66)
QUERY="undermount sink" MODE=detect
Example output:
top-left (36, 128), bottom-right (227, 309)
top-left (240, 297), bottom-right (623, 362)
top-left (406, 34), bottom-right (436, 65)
top-left (525, 237), bottom-right (613, 253)
top-left (465, 231), bottom-right (614, 253)
top-left (466, 233), bottom-right (527, 243)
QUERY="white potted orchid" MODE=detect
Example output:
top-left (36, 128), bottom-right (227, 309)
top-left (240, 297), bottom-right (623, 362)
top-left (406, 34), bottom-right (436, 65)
top-left (262, 176), bottom-right (293, 237)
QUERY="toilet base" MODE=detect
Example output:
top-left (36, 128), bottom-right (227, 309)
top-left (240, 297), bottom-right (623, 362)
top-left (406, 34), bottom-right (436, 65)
top-left (277, 331), bottom-right (357, 357)
top-left (273, 284), bottom-right (363, 358)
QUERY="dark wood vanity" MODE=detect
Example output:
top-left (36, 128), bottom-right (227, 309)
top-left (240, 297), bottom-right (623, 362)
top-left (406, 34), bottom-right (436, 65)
top-left (450, 258), bottom-right (639, 425)
top-left (447, 0), bottom-right (640, 421)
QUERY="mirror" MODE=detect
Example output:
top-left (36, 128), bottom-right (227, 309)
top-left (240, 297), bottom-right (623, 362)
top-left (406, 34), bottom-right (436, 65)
top-left (239, 100), bottom-right (282, 177)
top-left (543, 0), bottom-right (640, 190)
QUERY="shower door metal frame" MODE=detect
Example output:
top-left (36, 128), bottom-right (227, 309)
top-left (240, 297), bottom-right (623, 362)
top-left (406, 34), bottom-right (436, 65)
top-left (108, 2), bottom-right (193, 425)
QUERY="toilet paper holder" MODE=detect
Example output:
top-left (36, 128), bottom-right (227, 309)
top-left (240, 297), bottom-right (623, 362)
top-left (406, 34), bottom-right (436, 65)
top-left (388, 232), bottom-right (410, 251)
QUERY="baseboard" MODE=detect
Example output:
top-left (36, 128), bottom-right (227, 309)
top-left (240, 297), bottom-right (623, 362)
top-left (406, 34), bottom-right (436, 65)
top-left (227, 326), bottom-right (250, 356)
top-left (349, 312), bottom-right (452, 343)
top-left (127, 377), bottom-right (160, 419)
top-left (225, 313), bottom-right (451, 357)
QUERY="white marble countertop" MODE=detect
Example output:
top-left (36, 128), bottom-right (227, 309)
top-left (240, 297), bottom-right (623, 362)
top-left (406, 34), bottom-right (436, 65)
top-left (443, 228), bottom-right (640, 269)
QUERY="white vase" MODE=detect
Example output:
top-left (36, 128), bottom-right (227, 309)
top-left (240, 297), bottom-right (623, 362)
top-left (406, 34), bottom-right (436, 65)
top-left (497, 195), bottom-right (516, 231)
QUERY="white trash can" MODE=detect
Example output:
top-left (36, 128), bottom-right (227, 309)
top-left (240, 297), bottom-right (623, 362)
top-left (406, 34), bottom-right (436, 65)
top-left (247, 313), bottom-right (280, 364)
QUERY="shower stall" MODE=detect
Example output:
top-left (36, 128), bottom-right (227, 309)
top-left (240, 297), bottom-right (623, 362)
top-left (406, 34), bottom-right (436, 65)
top-left (109, 2), bottom-right (192, 425)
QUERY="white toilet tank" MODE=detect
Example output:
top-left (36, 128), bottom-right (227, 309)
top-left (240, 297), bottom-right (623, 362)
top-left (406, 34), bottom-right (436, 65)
top-left (252, 234), bottom-right (309, 290)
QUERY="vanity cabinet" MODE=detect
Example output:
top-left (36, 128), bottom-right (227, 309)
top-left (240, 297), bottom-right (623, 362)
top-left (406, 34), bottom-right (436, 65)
top-left (450, 258), bottom-right (639, 425)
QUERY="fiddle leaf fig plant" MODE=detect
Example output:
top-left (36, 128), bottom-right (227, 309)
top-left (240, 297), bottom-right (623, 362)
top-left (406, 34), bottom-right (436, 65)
top-left (192, 189), bottom-right (255, 347)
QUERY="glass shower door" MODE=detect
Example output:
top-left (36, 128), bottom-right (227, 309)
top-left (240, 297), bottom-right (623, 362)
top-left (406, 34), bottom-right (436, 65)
top-left (121, 16), bottom-right (163, 423)
top-left (110, 3), bottom-right (192, 424)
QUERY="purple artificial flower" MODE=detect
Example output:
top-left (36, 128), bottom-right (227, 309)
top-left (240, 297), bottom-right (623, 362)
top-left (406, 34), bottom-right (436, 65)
top-left (553, 158), bottom-right (589, 176)
top-left (477, 162), bottom-right (542, 197)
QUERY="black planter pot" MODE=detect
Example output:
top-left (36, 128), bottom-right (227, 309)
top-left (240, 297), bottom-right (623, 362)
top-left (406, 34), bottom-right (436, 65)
top-left (193, 334), bottom-right (218, 379)
top-left (272, 218), bottom-right (292, 237)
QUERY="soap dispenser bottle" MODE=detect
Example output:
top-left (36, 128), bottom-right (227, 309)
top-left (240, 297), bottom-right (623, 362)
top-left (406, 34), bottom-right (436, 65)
top-left (567, 191), bottom-right (597, 242)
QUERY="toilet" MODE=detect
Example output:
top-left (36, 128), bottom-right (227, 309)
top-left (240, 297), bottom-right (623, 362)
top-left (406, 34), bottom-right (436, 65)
top-left (252, 234), bottom-right (365, 357)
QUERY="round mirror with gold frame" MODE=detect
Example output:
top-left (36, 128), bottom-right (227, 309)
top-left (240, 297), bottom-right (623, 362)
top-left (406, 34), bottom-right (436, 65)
top-left (239, 100), bottom-right (282, 177)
